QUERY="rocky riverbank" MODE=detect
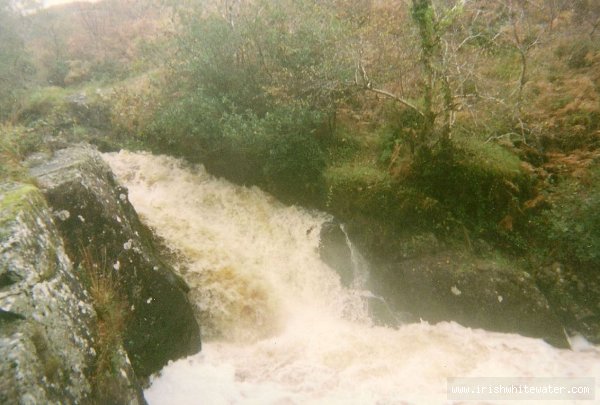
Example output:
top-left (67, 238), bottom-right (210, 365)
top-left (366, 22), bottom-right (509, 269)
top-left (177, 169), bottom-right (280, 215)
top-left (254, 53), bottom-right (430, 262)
top-left (1, 145), bottom-right (201, 403)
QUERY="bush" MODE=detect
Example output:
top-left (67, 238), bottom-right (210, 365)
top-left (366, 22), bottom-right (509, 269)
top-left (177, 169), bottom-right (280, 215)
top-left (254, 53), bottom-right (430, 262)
top-left (143, 0), bottom-right (351, 187)
top-left (174, 15), bottom-right (270, 116)
top-left (146, 98), bottom-right (327, 204)
top-left (379, 104), bottom-right (425, 161)
top-left (46, 60), bottom-right (69, 87)
top-left (0, 124), bottom-right (43, 182)
top-left (408, 136), bottom-right (531, 242)
top-left (324, 161), bottom-right (450, 260)
top-left (109, 73), bottom-right (164, 143)
top-left (17, 86), bottom-right (72, 124)
top-left (0, 0), bottom-right (33, 121)
top-left (535, 167), bottom-right (600, 267)
top-left (260, 107), bottom-right (326, 204)
top-left (566, 42), bottom-right (595, 69)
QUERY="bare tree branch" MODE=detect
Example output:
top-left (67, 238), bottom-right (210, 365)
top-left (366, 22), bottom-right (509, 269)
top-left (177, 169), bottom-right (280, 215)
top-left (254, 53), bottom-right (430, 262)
top-left (367, 87), bottom-right (425, 117)
top-left (355, 58), bottom-right (425, 118)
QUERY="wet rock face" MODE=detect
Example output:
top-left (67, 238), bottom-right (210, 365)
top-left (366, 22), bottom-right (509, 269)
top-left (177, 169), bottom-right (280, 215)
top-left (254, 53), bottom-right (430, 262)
top-left (371, 251), bottom-right (570, 348)
top-left (536, 262), bottom-right (600, 344)
top-left (0, 183), bottom-right (142, 404)
top-left (30, 145), bottom-right (201, 379)
top-left (319, 221), bottom-right (354, 287)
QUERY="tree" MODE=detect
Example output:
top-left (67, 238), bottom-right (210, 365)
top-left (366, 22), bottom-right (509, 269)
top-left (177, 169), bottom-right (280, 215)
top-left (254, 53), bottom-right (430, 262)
top-left (145, 0), bottom-right (354, 201)
top-left (502, 0), bottom-right (542, 140)
top-left (0, 0), bottom-right (33, 120)
top-left (543, 0), bottom-right (570, 32)
top-left (573, 0), bottom-right (600, 38)
top-left (355, 0), bottom-right (465, 153)
top-left (171, 0), bottom-right (353, 122)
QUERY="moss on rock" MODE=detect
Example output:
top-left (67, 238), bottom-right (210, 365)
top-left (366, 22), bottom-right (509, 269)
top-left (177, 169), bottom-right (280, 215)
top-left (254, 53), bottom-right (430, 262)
top-left (0, 182), bottom-right (143, 404)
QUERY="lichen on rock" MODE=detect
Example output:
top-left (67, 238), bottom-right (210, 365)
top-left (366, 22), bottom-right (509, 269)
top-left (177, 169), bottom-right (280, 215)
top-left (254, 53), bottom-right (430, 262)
top-left (0, 182), bottom-right (142, 404)
top-left (30, 144), bottom-right (201, 379)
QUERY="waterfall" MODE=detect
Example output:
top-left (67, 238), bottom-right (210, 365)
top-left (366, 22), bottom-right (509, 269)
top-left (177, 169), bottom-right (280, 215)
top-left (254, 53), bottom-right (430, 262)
top-left (337, 224), bottom-right (401, 326)
top-left (340, 224), bottom-right (370, 290)
top-left (104, 150), bottom-right (600, 405)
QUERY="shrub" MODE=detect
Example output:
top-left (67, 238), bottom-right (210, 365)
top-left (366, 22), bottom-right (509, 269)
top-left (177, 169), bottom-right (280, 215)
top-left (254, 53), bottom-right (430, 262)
top-left (566, 42), bottom-right (594, 69)
top-left (146, 98), bottom-right (327, 204)
top-left (323, 124), bottom-right (362, 165)
top-left (109, 73), bottom-right (164, 143)
top-left (143, 0), bottom-right (351, 189)
top-left (408, 136), bottom-right (531, 242)
top-left (0, 124), bottom-right (43, 182)
top-left (535, 167), bottom-right (600, 267)
top-left (0, 0), bottom-right (33, 121)
top-left (260, 107), bottom-right (326, 204)
top-left (379, 104), bottom-right (425, 161)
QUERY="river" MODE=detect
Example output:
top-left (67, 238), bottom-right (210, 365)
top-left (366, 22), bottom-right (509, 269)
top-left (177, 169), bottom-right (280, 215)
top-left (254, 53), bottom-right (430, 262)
top-left (104, 150), bottom-right (600, 405)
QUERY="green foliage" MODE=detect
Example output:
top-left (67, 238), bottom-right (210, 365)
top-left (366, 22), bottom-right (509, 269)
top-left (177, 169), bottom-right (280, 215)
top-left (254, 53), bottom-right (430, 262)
top-left (0, 0), bottom-right (33, 120)
top-left (144, 91), bottom-right (223, 159)
top-left (325, 162), bottom-right (444, 229)
top-left (172, 0), bottom-right (352, 115)
top-left (144, 0), bottom-right (350, 203)
top-left (411, 0), bottom-right (436, 52)
top-left (0, 124), bottom-right (42, 182)
top-left (409, 138), bottom-right (529, 239)
top-left (325, 164), bottom-right (391, 214)
top-left (18, 86), bottom-right (71, 123)
top-left (90, 60), bottom-right (131, 84)
top-left (324, 125), bottom-right (362, 164)
top-left (177, 15), bottom-right (269, 114)
top-left (324, 160), bottom-right (451, 260)
top-left (453, 133), bottom-right (522, 177)
top-left (536, 167), bottom-right (600, 267)
top-left (148, 97), bottom-right (326, 204)
top-left (79, 247), bottom-right (128, 394)
top-left (46, 59), bottom-right (69, 87)
top-left (486, 52), bottom-right (521, 81)
top-left (326, 163), bottom-right (389, 186)
top-left (555, 40), bottom-right (597, 69)
top-left (380, 104), bottom-right (425, 159)
top-left (17, 85), bottom-right (113, 143)
top-left (324, 163), bottom-right (398, 236)
top-left (260, 107), bottom-right (326, 204)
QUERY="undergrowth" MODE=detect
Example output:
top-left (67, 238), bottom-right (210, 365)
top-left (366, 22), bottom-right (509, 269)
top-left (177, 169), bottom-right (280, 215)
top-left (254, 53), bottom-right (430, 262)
top-left (0, 124), bottom-right (42, 183)
top-left (79, 246), bottom-right (128, 401)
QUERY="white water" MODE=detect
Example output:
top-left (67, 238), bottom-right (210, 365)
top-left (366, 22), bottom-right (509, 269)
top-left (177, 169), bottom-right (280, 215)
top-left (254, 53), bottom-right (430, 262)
top-left (104, 151), bottom-right (600, 405)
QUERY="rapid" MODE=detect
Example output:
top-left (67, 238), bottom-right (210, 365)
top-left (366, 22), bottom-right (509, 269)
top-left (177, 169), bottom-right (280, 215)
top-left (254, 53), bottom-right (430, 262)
top-left (103, 151), bottom-right (600, 405)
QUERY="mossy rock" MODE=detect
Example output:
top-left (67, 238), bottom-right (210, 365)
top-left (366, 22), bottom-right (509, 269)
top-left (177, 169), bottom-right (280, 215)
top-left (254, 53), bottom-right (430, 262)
top-left (370, 250), bottom-right (569, 348)
top-left (30, 145), bottom-right (201, 378)
top-left (0, 182), bottom-right (143, 404)
top-left (324, 162), bottom-right (450, 261)
top-left (408, 140), bottom-right (533, 244)
top-left (530, 165), bottom-right (600, 343)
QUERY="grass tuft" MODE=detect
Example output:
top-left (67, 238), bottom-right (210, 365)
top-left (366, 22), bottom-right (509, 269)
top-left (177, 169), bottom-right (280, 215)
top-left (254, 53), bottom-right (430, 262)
top-left (79, 247), bottom-right (128, 396)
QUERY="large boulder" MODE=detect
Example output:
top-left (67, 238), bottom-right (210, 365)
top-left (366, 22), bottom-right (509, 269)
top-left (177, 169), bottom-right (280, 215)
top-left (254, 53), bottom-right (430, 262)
top-left (535, 262), bottom-right (600, 344)
top-left (370, 250), bottom-right (570, 348)
top-left (319, 221), bottom-right (422, 327)
top-left (30, 145), bottom-right (201, 379)
top-left (0, 183), bottom-right (142, 404)
top-left (321, 221), bottom-right (568, 347)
